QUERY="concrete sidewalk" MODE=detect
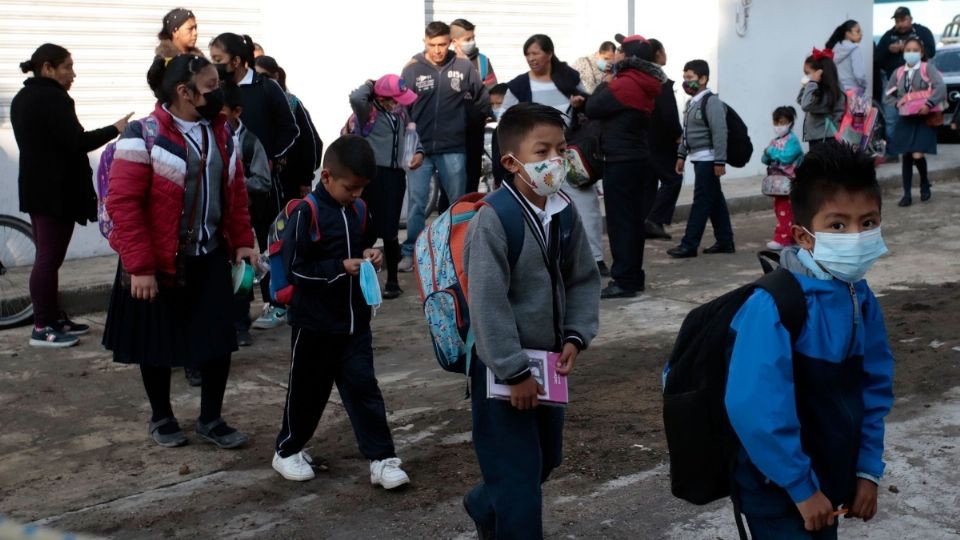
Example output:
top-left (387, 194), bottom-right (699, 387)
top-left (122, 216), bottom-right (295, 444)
top-left (49, 144), bottom-right (960, 317)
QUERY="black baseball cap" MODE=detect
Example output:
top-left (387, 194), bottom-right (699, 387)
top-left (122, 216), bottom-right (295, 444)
top-left (893, 6), bottom-right (911, 19)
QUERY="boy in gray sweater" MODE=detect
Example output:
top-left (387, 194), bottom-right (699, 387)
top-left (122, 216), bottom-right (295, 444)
top-left (462, 103), bottom-right (600, 539)
top-left (669, 59), bottom-right (736, 259)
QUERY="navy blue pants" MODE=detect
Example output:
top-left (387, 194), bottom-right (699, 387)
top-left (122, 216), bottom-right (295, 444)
top-left (680, 161), bottom-right (734, 250)
top-left (465, 358), bottom-right (565, 539)
top-left (648, 154), bottom-right (684, 226)
top-left (275, 327), bottom-right (396, 460)
top-left (603, 159), bottom-right (654, 291)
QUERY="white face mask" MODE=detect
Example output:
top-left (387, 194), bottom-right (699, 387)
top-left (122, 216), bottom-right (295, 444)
top-left (801, 75), bottom-right (811, 85)
top-left (509, 155), bottom-right (567, 196)
top-left (804, 227), bottom-right (888, 283)
top-left (774, 125), bottom-right (791, 137)
top-left (460, 40), bottom-right (477, 56)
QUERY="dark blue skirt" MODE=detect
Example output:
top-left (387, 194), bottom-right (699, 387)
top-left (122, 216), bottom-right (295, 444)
top-left (891, 115), bottom-right (938, 155)
top-left (103, 248), bottom-right (238, 367)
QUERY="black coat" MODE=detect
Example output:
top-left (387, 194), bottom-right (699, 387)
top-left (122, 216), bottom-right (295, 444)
top-left (238, 71), bottom-right (300, 161)
top-left (11, 77), bottom-right (118, 224)
top-left (650, 79), bottom-right (683, 158)
top-left (875, 23), bottom-right (937, 76)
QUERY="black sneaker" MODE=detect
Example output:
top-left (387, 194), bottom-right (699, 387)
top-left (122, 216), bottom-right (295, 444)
top-left (898, 196), bottom-right (912, 207)
top-left (920, 187), bottom-right (932, 202)
top-left (644, 220), bottom-right (672, 240)
top-left (29, 326), bottom-right (79, 348)
top-left (597, 261), bottom-right (611, 277)
top-left (383, 282), bottom-right (403, 300)
top-left (55, 314), bottom-right (90, 336)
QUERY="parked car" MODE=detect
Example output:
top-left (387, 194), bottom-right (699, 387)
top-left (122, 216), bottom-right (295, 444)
top-left (932, 43), bottom-right (960, 139)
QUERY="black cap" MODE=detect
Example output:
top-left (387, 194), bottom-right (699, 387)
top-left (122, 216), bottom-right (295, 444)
top-left (892, 6), bottom-right (911, 19)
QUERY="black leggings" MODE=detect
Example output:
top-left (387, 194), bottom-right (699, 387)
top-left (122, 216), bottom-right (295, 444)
top-left (901, 153), bottom-right (930, 194)
top-left (141, 355), bottom-right (232, 424)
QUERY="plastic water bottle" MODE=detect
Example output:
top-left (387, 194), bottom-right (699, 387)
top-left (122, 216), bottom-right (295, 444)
top-left (254, 252), bottom-right (270, 284)
top-left (402, 123), bottom-right (419, 171)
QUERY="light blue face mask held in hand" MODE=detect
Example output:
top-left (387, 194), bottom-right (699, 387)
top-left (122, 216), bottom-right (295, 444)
top-left (359, 259), bottom-right (382, 314)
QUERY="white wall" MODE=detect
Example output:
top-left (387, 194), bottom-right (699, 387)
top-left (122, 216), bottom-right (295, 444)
top-left (713, 0), bottom-right (873, 179)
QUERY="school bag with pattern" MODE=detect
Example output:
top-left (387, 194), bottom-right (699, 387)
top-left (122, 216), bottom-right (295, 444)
top-left (661, 252), bottom-right (807, 537)
top-left (833, 89), bottom-right (881, 154)
top-left (414, 188), bottom-right (574, 375)
top-left (96, 116), bottom-right (159, 239)
top-left (700, 94), bottom-right (753, 168)
top-left (267, 193), bottom-right (368, 305)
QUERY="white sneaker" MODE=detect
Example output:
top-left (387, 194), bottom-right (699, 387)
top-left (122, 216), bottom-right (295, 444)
top-left (766, 241), bottom-right (786, 251)
top-left (398, 255), bottom-right (414, 273)
top-left (370, 457), bottom-right (410, 489)
top-left (272, 451), bottom-right (315, 481)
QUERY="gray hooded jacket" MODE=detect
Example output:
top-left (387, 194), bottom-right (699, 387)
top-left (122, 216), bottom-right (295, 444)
top-left (832, 40), bottom-right (867, 95)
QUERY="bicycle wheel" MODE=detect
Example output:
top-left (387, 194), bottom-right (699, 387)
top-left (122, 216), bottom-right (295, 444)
top-left (0, 215), bottom-right (36, 329)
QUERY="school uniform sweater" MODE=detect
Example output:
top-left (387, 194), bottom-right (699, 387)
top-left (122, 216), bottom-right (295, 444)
top-left (797, 83), bottom-right (846, 142)
top-left (725, 247), bottom-right (894, 511)
top-left (464, 180), bottom-right (601, 383)
top-left (677, 90), bottom-right (728, 164)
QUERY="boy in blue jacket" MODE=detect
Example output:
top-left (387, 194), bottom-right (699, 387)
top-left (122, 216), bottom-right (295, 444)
top-left (725, 140), bottom-right (894, 539)
top-left (271, 136), bottom-right (409, 490)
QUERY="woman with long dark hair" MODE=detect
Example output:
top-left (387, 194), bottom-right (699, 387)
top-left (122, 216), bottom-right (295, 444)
top-left (827, 20), bottom-right (867, 95)
top-left (104, 54), bottom-right (256, 448)
top-left (209, 33), bottom-right (300, 339)
top-left (798, 48), bottom-right (846, 146)
top-left (11, 43), bottom-right (131, 348)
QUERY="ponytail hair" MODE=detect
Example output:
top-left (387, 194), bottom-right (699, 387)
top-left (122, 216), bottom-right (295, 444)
top-left (825, 19), bottom-right (859, 50)
top-left (146, 53), bottom-right (211, 103)
top-left (20, 43), bottom-right (70, 75)
top-left (523, 34), bottom-right (563, 74)
top-left (210, 32), bottom-right (255, 67)
top-left (804, 54), bottom-right (842, 110)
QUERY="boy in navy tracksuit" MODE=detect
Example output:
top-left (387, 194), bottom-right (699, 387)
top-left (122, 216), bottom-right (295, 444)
top-left (725, 140), bottom-right (894, 539)
top-left (271, 136), bottom-right (410, 489)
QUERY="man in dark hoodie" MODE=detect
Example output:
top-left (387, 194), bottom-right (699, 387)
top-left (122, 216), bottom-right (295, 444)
top-left (585, 34), bottom-right (665, 299)
top-left (398, 21), bottom-right (491, 271)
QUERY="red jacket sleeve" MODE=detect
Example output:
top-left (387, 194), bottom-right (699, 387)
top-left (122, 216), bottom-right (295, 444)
top-left (106, 123), bottom-right (156, 275)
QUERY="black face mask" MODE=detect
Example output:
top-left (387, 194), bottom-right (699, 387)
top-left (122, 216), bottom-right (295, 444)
top-left (215, 63), bottom-right (231, 82)
top-left (193, 88), bottom-right (224, 122)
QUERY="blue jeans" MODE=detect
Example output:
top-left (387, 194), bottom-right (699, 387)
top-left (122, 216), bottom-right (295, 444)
top-left (680, 161), bottom-right (734, 250)
top-left (881, 72), bottom-right (900, 157)
top-left (401, 152), bottom-right (466, 256)
top-left (744, 514), bottom-right (839, 540)
top-left (464, 358), bottom-right (564, 539)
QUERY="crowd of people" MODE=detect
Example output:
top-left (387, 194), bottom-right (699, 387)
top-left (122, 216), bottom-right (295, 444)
top-left (10, 5), bottom-right (936, 539)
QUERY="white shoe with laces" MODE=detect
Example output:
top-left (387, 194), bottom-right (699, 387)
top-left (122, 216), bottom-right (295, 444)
top-left (370, 457), bottom-right (410, 489)
top-left (766, 241), bottom-right (786, 251)
top-left (272, 451), bottom-right (316, 481)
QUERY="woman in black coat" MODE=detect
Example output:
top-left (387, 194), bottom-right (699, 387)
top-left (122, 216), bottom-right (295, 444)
top-left (10, 43), bottom-right (131, 348)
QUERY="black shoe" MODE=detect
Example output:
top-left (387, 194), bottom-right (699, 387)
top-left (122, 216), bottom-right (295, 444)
top-left (667, 245), bottom-right (698, 259)
top-left (196, 417), bottom-right (249, 449)
top-left (597, 261), bottom-right (611, 277)
top-left (601, 283), bottom-right (638, 299)
top-left (463, 495), bottom-right (496, 540)
top-left (237, 329), bottom-right (253, 347)
top-left (184, 367), bottom-right (202, 387)
top-left (921, 187), bottom-right (932, 202)
top-left (898, 195), bottom-right (913, 207)
top-left (703, 243), bottom-right (736, 254)
top-left (383, 282), bottom-right (403, 300)
top-left (644, 220), bottom-right (672, 240)
top-left (55, 313), bottom-right (90, 336)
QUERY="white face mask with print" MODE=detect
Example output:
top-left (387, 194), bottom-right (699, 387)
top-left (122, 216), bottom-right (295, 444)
top-left (508, 155), bottom-right (567, 196)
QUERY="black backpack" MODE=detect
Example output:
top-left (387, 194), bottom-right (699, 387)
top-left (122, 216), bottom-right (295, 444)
top-left (700, 94), bottom-right (753, 168)
top-left (662, 253), bottom-right (806, 513)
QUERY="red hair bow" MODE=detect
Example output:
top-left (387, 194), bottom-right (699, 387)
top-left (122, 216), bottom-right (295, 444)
top-left (811, 47), bottom-right (834, 61)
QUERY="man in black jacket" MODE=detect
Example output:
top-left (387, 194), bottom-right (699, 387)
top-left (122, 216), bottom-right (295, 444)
top-left (875, 6), bottom-right (937, 158)
top-left (645, 39), bottom-right (684, 241)
top-left (398, 21), bottom-right (491, 272)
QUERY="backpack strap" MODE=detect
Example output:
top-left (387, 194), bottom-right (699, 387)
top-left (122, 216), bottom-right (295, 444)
top-left (352, 198), bottom-right (368, 235)
top-left (699, 93), bottom-right (712, 129)
top-left (920, 61), bottom-right (929, 83)
top-left (482, 187), bottom-right (525, 270)
top-left (303, 193), bottom-right (322, 241)
top-left (754, 268), bottom-right (807, 342)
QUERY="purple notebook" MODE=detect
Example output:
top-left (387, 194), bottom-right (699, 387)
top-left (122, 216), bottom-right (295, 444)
top-left (486, 350), bottom-right (569, 406)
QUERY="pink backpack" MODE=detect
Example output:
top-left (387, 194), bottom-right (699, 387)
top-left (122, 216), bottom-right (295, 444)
top-left (96, 116), bottom-right (158, 239)
top-left (894, 63), bottom-right (947, 116)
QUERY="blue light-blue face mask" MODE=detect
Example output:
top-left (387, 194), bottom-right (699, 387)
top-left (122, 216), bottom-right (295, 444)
top-left (804, 227), bottom-right (888, 283)
top-left (359, 259), bottom-right (382, 314)
top-left (596, 58), bottom-right (609, 72)
top-left (903, 51), bottom-right (922, 66)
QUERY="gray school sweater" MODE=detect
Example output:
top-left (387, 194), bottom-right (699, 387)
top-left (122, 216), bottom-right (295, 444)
top-left (797, 82), bottom-right (846, 142)
top-left (677, 90), bottom-right (728, 164)
top-left (464, 185), bottom-right (601, 382)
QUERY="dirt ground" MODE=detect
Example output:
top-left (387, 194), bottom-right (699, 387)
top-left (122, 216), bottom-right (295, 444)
top-left (1, 183), bottom-right (959, 539)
